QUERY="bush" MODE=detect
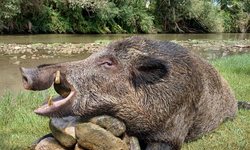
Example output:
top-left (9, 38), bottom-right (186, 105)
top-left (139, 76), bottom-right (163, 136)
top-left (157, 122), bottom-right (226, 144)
top-left (189, 0), bottom-right (224, 32)
top-left (0, 0), bottom-right (249, 33)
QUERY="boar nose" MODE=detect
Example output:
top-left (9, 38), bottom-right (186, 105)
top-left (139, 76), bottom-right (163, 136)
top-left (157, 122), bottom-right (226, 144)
top-left (19, 67), bottom-right (34, 90)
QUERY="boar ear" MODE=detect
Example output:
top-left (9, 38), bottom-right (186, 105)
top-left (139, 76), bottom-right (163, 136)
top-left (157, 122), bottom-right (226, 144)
top-left (131, 56), bottom-right (169, 88)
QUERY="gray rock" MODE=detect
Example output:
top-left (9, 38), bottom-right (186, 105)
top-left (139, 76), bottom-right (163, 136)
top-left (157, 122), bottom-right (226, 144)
top-left (29, 115), bottom-right (140, 150)
top-left (35, 137), bottom-right (68, 150)
top-left (90, 115), bottom-right (126, 137)
top-left (13, 61), bottom-right (20, 65)
top-left (76, 122), bottom-right (129, 150)
top-left (14, 46), bottom-right (21, 50)
top-left (74, 143), bottom-right (86, 150)
top-left (49, 116), bottom-right (83, 147)
top-left (20, 55), bottom-right (27, 59)
top-left (122, 133), bottom-right (141, 150)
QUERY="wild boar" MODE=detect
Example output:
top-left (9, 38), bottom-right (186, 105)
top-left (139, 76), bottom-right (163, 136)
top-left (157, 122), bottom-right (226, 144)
top-left (20, 36), bottom-right (238, 150)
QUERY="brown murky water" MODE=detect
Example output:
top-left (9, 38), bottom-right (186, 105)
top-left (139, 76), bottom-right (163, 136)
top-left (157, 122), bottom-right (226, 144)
top-left (1, 33), bottom-right (250, 95)
top-left (1, 33), bottom-right (250, 44)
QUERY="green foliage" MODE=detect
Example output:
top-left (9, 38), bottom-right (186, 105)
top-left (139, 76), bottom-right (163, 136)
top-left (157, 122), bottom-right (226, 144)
top-left (117, 5), bottom-right (150, 33)
top-left (189, 0), bottom-right (224, 32)
top-left (0, 0), bottom-right (249, 33)
top-left (153, 0), bottom-right (185, 32)
top-left (152, 0), bottom-right (225, 32)
top-left (108, 19), bottom-right (124, 33)
top-left (220, 0), bottom-right (250, 32)
top-left (0, 0), bottom-right (45, 33)
top-left (0, 0), bottom-right (21, 32)
top-left (44, 5), bottom-right (66, 33)
top-left (0, 0), bottom-right (156, 33)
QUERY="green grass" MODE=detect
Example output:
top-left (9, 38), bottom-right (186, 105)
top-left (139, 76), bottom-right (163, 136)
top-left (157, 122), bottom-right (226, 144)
top-left (0, 90), bottom-right (51, 149)
top-left (0, 43), bottom-right (6, 46)
top-left (31, 43), bottom-right (43, 46)
top-left (191, 39), bottom-right (198, 43)
top-left (77, 43), bottom-right (85, 48)
top-left (52, 43), bottom-right (62, 46)
top-left (1, 54), bottom-right (250, 149)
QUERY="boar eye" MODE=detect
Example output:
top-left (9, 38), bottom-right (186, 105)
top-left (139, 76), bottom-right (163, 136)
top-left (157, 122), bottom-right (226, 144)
top-left (103, 61), bottom-right (114, 68)
top-left (97, 57), bottom-right (117, 69)
top-left (105, 62), bottom-right (113, 66)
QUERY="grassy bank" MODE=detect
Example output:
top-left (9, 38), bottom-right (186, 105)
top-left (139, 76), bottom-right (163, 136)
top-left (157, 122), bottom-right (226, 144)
top-left (0, 90), bottom-right (52, 149)
top-left (1, 54), bottom-right (250, 149)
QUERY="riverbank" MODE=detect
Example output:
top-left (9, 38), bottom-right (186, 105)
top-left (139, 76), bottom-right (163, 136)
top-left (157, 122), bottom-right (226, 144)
top-left (177, 39), bottom-right (250, 54)
top-left (1, 39), bottom-right (250, 65)
top-left (0, 42), bottom-right (109, 65)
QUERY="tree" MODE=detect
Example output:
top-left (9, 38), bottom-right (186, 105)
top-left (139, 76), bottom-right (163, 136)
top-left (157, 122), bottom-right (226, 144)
top-left (218, 0), bottom-right (250, 32)
top-left (152, 0), bottom-right (224, 33)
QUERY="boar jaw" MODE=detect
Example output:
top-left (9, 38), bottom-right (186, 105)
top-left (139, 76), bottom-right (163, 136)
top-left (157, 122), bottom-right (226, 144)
top-left (35, 76), bottom-right (76, 116)
top-left (34, 81), bottom-right (76, 115)
top-left (34, 89), bottom-right (76, 115)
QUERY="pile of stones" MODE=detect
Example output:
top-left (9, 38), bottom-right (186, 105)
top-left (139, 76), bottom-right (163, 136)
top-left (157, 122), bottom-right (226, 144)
top-left (26, 115), bottom-right (140, 150)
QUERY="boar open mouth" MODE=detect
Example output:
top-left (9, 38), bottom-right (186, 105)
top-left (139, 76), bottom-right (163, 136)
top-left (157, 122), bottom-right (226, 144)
top-left (34, 74), bottom-right (76, 115)
top-left (20, 67), bottom-right (76, 115)
top-left (34, 82), bottom-right (76, 115)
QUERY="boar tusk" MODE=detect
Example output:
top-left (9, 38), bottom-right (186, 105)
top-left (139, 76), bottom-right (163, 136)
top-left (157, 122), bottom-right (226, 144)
top-left (55, 71), bottom-right (60, 84)
top-left (48, 96), bottom-right (53, 106)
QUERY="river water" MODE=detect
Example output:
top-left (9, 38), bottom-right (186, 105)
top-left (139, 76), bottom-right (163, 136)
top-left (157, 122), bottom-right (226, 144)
top-left (1, 33), bottom-right (250, 44)
top-left (1, 33), bottom-right (250, 96)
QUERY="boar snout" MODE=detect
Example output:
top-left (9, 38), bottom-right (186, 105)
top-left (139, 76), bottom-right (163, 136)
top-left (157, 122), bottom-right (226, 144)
top-left (19, 66), bottom-right (58, 91)
top-left (20, 64), bottom-right (77, 116)
top-left (20, 67), bottom-right (36, 90)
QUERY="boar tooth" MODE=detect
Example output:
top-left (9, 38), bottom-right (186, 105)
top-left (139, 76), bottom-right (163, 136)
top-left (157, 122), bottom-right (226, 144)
top-left (48, 96), bottom-right (53, 106)
top-left (55, 71), bottom-right (60, 84)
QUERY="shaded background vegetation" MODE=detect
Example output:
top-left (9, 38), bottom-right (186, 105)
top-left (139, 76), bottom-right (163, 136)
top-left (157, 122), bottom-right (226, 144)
top-left (0, 0), bottom-right (249, 34)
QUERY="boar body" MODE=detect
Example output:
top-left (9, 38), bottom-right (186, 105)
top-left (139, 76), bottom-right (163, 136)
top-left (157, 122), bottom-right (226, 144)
top-left (20, 36), bottom-right (237, 150)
